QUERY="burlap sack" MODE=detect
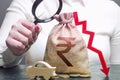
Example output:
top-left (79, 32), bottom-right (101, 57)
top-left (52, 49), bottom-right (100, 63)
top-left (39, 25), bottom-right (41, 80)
top-left (44, 13), bottom-right (90, 77)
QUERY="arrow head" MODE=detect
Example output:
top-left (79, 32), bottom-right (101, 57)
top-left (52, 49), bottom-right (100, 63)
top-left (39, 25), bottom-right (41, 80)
top-left (101, 67), bottom-right (110, 76)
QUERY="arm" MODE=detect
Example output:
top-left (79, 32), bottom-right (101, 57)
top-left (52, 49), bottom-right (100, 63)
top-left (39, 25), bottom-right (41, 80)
top-left (110, 5), bottom-right (120, 64)
top-left (0, 0), bottom-right (40, 68)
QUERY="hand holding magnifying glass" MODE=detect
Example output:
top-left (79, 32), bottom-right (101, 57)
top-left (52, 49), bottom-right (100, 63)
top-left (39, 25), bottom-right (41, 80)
top-left (6, 0), bottom-right (62, 56)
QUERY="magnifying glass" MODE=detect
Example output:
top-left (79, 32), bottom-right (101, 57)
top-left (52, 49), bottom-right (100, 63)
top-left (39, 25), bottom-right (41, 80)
top-left (32, 0), bottom-right (63, 24)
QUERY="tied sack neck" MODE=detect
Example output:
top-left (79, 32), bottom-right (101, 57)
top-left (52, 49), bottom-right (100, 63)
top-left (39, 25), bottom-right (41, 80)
top-left (54, 13), bottom-right (73, 24)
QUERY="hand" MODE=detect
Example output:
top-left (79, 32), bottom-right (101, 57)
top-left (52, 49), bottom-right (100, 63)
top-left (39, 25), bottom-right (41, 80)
top-left (6, 19), bottom-right (41, 56)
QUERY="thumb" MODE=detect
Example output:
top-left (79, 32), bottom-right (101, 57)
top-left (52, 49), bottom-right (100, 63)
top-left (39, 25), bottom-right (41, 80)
top-left (35, 25), bottom-right (41, 34)
top-left (33, 25), bottom-right (42, 41)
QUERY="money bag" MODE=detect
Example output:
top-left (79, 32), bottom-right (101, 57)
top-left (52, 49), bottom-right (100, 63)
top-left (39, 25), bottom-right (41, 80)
top-left (44, 13), bottom-right (90, 77)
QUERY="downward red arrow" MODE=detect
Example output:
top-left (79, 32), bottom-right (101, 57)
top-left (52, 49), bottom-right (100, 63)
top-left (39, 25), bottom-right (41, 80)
top-left (73, 12), bottom-right (110, 76)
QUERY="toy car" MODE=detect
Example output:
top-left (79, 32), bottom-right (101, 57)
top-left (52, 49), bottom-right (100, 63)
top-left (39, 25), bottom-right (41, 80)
top-left (26, 61), bottom-right (57, 80)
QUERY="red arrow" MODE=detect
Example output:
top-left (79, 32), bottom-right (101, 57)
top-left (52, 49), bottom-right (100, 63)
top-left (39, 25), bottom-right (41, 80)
top-left (73, 12), bottom-right (110, 76)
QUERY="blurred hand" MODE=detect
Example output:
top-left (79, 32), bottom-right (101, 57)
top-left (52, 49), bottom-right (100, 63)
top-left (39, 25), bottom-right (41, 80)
top-left (6, 19), bottom-right (41, 56)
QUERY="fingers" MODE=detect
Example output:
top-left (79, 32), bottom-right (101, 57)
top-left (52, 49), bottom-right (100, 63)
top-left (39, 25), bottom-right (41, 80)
top-left (6, 19), bottom-right (41, 56)
top-left (33, 25), bottom-right (41, 41)
top-left (20, 19), bottom-right (41, 43)
top-left (6, 37), bottom-right (25, 50)
top-left (19, 19), bottom-right (35, 31)
top-left (6, 37), bottom-right (25, 56)
top-left (9, 27), bottom-right (29, 46)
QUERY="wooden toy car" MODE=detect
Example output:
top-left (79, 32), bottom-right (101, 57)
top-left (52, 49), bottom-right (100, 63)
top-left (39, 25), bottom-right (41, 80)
top-left (26, 61), bottom-right (57, 80)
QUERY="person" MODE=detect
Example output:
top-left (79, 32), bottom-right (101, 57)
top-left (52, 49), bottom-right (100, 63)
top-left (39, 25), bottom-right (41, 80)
top-left (0, 0), bottom-right (120, 68)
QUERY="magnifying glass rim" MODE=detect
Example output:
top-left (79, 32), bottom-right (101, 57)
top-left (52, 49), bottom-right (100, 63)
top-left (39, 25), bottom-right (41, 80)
top-left (32, 0), bottom-right (62, 24)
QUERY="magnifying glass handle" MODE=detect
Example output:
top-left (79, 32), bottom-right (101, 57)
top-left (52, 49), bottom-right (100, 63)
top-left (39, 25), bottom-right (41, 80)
top-left (34, 19), bottom-right (39, 24)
